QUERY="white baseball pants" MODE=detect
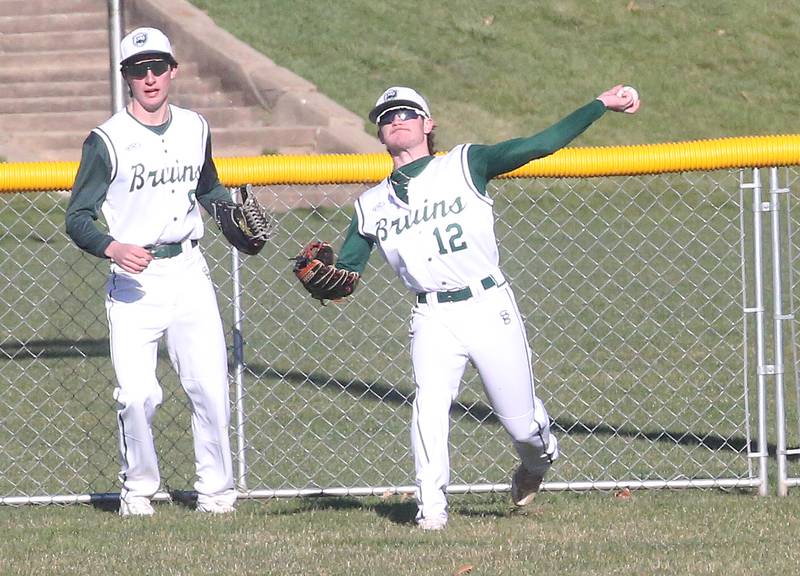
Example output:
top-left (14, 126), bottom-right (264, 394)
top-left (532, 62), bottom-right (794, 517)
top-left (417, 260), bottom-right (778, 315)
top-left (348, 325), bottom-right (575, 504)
top-left (410, 282), bottom-right (558, 521)
top-left (105, 245), bottom-right (235, 504)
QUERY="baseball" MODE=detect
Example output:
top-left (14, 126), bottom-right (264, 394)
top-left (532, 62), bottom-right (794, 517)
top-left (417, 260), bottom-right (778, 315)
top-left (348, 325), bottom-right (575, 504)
top-left (616, 85), bottom-right (639, 107)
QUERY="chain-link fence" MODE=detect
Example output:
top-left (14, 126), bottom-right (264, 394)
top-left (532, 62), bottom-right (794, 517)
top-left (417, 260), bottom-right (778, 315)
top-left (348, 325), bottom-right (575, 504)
top-left (5, 167), bottom-right (798, 504)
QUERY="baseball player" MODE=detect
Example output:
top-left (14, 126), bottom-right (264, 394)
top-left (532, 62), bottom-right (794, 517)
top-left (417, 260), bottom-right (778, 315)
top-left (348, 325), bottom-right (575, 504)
top-left (65, 27), bottom-right (237, 516)
top-left (302, 85), bottom-right (639, 530)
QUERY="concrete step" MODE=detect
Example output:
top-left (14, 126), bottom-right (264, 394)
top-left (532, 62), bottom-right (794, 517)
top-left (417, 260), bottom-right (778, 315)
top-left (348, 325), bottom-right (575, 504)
top-left (33, 143), bottom-right (318, 162)
top-left (0, 48), bottom-right (201, 76)
top-left (0, 49), bottom-right (109, 71)
top-left (0, 76), bottom-right (224, 98)
top-left (10, 126), bottom-right (320, 162)
top-left (0, 0), bottom-right (376, 161)
top-left (200, 106), bottom-right (265, 129)
top-left (0, 30), bottom-right (108, 53)
top-left (211, 145), bottom-right (318, 159)
top-left (0, 66), bottom-right (106, 83)
top-left (0, 59), bottom-right (201, 84)
top-left (0, 96), bottom-right (112, 114)
top-left (0, 106), bottom-right (265, 132)
top-left (0, 0), bottom-right (102, 17)
top-left (167, 92), bottom-right (246, 109)
top-left (0, 80), bottom-right (111, 98)
top-left (31, 126), bottom-right (318, 151)
top-left (0, 111), bottom-right (108, 135)
top-left (0, 91), bottom-right (245, 114)
top-left (0, 51), bottom-right (211, 72)
top-left (0, 12), bottom-right (106, 34)
top-left (212, 126), bottom-right (319, 150)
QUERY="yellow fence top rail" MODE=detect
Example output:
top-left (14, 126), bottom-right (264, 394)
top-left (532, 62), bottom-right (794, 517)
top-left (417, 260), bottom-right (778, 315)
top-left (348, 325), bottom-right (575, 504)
top-left (2, 134), bottom-right (800, 192)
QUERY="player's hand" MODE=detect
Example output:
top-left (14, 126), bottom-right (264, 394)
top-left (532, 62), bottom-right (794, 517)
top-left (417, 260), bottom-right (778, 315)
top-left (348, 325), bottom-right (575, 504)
top-left (596, 84), bottom-right (641, 114)
top-left (105, 241), bottom-right (154, 274)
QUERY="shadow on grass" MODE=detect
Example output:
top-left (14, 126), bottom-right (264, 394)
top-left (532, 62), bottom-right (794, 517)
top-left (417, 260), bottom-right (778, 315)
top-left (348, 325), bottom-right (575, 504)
top-left (87, 493), bottom-right (119, 514)
top-left (264, 495), bottom-right (419, 525)
top-left (1, 337), bottom-right (109, 360)
top-left (262, 366), bottom-right (766, 456)
top-left (255, 493), bottom-right (513, 523)
top-left (83, 490), bottom-right (515, 524)
top-left (86, 489), bottom-right (225, 515)
top-left (3, 337), bottom-right (778, 457)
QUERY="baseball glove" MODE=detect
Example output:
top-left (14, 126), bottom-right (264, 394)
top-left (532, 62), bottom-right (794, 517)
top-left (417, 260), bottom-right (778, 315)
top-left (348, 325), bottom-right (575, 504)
top-left (292, 241), bottom-right (360, 304)
top-left (210, 184), bottom-right (274, 255)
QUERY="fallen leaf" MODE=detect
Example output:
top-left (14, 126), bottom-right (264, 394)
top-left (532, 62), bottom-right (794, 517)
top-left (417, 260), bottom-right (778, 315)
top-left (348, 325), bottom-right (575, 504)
top-left (614, 487), bottom-right (632, 499)
top-left (626, 1), bottom-right (639, 12)
top-left (454, 565), bottom-right (474, 576)
top-left (483, 15), bottom-right (494, 26)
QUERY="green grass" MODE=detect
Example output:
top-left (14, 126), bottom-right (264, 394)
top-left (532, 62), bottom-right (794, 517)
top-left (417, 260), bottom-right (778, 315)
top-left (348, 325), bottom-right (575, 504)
top-left (3, 491), bottom-right (800, 575)
top-left (189, 0), bottom-right (800, 150)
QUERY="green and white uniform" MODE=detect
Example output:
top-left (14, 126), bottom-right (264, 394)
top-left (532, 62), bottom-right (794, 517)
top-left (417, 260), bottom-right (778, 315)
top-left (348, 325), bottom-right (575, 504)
top-left (339, 99), bottom-right (607, 522)
top-left (65, 105), bottom-right (237, 508)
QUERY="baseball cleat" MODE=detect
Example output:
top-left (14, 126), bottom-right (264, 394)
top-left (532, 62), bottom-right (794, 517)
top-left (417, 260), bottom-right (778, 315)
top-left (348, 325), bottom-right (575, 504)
top-left (196, 495), bottom-right (236, 514)
top-left (119, 496), bottom-right (155, 517)
top-left (196, 502), bottom-right (236, 514)
top-left (417, 516), bottom-right (447, 531)
top-left (511, 465), bottom-right (543, 507)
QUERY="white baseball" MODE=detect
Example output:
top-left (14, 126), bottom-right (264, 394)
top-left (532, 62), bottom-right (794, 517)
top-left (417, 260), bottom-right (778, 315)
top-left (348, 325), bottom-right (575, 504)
top-left (616, 85), bottom-right (639, 106)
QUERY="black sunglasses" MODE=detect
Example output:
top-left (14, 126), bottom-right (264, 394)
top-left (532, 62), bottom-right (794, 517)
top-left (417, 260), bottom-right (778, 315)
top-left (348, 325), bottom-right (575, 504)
top-left (123, 60), bottom-right (171, 80)
top-left (377, 108), bottom-right (424, 126)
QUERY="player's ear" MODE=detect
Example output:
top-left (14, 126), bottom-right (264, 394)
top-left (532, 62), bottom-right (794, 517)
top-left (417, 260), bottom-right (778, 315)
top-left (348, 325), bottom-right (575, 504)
top-left (423, 117), bottom-right (434, 134)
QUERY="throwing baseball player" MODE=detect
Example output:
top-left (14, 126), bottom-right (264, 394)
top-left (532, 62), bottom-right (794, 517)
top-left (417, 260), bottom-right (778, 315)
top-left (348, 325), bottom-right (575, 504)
top-left (64, 27), bottom-right (259, 516)
top-left (294, 84), bottom-right (640, 530)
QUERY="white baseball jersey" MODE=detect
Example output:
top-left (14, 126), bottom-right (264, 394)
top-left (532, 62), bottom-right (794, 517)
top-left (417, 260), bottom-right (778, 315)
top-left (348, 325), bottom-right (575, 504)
top-left (92, 104), bottom-right (208, 247)
top-left (72, 104), bottom-right (237, 509)
top-left (353, 144), bottom-right (557, 524)
top-left (355, 144), bottom-right (504, 293)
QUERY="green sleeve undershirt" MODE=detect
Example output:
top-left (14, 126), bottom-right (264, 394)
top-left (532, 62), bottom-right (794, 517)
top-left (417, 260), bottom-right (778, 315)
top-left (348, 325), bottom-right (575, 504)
top-left (332, 98), bottom-right (607, 275)
top-left (65, 133), bottom-right (115, 258)
top-left (65, 121), bottom-right (228, 259)
top-left (336, 215), bottom-right (375, 274)
top-left (467, 98), bottom-right (606, 192)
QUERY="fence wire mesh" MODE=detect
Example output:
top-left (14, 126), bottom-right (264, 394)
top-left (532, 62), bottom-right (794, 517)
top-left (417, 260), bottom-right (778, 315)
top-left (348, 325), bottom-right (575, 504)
top-left (0, 169), bottom-right (771, 502)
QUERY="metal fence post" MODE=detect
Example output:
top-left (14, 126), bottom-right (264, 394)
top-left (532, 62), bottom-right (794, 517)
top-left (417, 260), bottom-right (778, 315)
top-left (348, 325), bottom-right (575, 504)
top-left (743, 168), bottom-right (770, 495)
top-left (228, 187), bottom-right (248, 490)
top-left (106, 0), bottom-right (125, 113)
top-left (769, 167), bottom-right (791, 496)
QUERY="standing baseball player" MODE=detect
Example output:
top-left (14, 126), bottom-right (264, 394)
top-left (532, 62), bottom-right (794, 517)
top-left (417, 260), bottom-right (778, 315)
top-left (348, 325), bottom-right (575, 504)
top-left (65, 27), bottom-right (237, 516)
top-left (294, 84), bottom-right (640, 530)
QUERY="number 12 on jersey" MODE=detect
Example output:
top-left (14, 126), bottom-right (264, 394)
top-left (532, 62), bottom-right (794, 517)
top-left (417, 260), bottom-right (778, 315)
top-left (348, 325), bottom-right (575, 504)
top-left (433, 223), bottom-right (467, 255)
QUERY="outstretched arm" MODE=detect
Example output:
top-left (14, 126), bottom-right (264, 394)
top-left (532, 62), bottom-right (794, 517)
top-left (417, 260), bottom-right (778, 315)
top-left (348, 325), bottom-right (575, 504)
top-left (469, 84), bottom-right (641, 190)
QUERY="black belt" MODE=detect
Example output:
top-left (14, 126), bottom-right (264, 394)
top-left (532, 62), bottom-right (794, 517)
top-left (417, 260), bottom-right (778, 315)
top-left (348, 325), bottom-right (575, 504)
top-left (146, 239), bottom-right (198, 259)
top-left (416, 276), bottom-right (497, 304)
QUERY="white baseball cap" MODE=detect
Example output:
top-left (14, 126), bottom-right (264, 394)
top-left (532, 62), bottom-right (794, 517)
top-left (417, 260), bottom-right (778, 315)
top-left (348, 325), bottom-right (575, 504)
top-left (120, 27), bottom-right (177, 66)
top-left (369, 86), bottom-right (431, 124)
